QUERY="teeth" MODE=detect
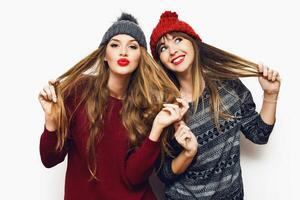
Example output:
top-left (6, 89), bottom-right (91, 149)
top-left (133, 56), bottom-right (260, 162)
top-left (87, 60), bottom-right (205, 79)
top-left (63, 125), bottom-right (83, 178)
top-left (173, 56), bottom-right (184, 63)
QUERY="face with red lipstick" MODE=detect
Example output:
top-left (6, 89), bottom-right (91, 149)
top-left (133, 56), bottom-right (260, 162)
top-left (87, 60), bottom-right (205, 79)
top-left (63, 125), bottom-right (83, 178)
top-left (158, 33), bottom-right (195, 74)
top-left (105, 34), bottom-right (141, 76)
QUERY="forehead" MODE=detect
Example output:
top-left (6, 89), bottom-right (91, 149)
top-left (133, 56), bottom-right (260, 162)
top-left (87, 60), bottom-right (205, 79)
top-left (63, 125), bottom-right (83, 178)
top-left (159, 33), bottom-right (174, 44)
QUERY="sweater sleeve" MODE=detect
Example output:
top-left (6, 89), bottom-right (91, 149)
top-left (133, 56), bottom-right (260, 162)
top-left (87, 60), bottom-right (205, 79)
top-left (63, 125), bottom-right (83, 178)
top-left (156, 138), bottom-right (182, 184)
top-left (157, 156), bottom-right (179, 184)
top-left (39, 77), bottom-right (86, 168)
top-left (39, 127), bottom-right (68, 168)
top-left (123, 137), bottom-right (161, 187)
top-left (230, 79), bottom-right (274, 144)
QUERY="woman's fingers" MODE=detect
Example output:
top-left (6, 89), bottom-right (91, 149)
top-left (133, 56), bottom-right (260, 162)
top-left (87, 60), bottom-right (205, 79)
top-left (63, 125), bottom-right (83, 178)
top-left (163, 104), bottom-right (180, 118)
top-left (43, 86), bottom-right (53, 101)
top-left (268, 68), bottom-right (273, 80)
top-left (162, 107), bottom-right (177, 117)
top-left (175, 125), bottom-right (191, 140)
top-left (164, 100), bottom-right (189, 120)
top-left (49, 85), bottom-right (57, 103)
top-left (258, 63), bottom-right (281, 82)
top-left (263, 65), bottom-right (268, 77)
top-left (39, 80), bottom-right (58, 104)
top-left (38, 89), bottom-right (48, 102)
top-left (176, 98), bottom-right (189, 116)
top-left (163, 104), bottom-right (180, 113)
top-left (258, 63), bottom-right (263, 73)
top-left (48, 79), bottom-right (57, 85)
top-left (259, 63), bottom-right (269, 77)
top-left (174, 120), bottom-right (186, 130)
top-left (174, 124), bottom-right (185, 138)
top-left (272, 70), bottom-right (278, 82)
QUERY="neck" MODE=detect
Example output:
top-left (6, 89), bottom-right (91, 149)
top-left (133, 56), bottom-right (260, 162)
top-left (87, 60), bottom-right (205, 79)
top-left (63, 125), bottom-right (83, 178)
top-left (177, 68), bottom-right (193, 101)
top-left (176, 67), bottom-right (205, 101)
top-left (107, 71), bottom-right (130, 100)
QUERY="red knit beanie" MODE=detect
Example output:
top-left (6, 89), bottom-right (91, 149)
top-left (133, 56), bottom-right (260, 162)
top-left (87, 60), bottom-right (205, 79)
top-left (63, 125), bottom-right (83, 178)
top-left (150, 11), bottom-right (201, 60)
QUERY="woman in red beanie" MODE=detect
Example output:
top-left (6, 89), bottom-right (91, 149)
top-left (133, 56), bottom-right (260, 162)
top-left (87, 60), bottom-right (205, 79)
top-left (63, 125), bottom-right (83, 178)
top-left (150, 11), bottom-right (281, 200)
top-left (38, 13), bottom-right (188, 200)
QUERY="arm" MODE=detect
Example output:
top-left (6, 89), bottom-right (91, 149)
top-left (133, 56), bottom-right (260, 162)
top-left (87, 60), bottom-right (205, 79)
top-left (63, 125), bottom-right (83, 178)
top-left (40, 127), bottom-right (68, 168)
top-left (156, 137), bottom-right (185, 183)
top-left (170, 122), bottom-right (197, 174)
top-left (258, 64), bottom-right (280, 124)
top-left (156, 122), bottom-right (198, 184)
top-left (123, 137), bottom-right (161, 188)
top-left (235, 64), bottom-right (280, 144)
top-left (38, 80), bottom-right (71, 168)
top-left (240, 95), bottom-right (274, 144)
top-left (123, 99), bottom-right (188, 187)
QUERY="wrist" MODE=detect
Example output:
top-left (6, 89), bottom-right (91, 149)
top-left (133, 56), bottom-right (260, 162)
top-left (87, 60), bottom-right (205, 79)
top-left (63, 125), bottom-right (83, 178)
top-left (182, 149), bottom-right (197, 158)
top-left (263, 91), bottom-right (279, 97)
top-left (45, 124), bottom-right (57, 132)
top-left (45, 116), bottom-right (57, 132)
top-left (149, 123), bottom-right (164, 142)
top-left (263, 93), bottom-right (279, 104)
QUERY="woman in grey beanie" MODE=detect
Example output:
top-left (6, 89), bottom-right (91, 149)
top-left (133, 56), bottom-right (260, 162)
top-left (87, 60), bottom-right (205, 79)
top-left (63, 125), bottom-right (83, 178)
top-left (38, 13), bottom-right (187, 200)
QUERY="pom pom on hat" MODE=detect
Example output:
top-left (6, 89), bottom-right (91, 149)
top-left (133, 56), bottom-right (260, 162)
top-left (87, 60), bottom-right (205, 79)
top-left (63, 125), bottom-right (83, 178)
top-left (160, 11), bottom-right (178, 19)
top-left (117, 13), bottom-right (138, 24)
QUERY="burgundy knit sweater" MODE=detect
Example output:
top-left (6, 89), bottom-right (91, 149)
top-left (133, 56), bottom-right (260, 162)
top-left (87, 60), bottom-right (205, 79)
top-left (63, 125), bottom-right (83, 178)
top-left (40, 95), bottom-right (160, 200)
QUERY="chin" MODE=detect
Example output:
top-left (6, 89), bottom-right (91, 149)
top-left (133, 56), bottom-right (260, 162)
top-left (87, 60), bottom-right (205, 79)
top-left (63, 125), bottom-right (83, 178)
top-left (115, 68), bottom-right (136, 76)
top-left (172, 64), bottom-right (190, 73)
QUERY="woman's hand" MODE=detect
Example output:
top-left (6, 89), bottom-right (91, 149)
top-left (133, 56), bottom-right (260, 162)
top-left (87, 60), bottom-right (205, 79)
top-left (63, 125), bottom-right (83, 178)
top-left (258, 63), bottom-right (281, 95)
top-left (153, 98), bottom-right (189, 129)
top-left (170, 120), bottom-right (198, 174)
top-left (149, 98), bottom-right (189, 141)
top-left (174, 121), bottom-right (198, 158)
top-left (38, 80), bottom-right (58, 131)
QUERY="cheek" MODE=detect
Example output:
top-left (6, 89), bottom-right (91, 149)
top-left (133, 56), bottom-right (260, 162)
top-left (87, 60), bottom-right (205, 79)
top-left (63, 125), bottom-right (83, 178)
top-left (105, 49), bottom-right (115, 63)
top-left (159, 53), bottom-right (169, 66)
top-left (188, 50), bottom-right (195, 61)
top-left (131, 52), bottom-right (141, 64)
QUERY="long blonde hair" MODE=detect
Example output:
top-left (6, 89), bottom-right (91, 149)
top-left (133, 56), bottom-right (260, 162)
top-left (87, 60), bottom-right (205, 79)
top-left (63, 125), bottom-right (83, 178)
top-left (51, 46), bottom-right (179, 180)
top-left (156, 32), bottom-right (261, 128)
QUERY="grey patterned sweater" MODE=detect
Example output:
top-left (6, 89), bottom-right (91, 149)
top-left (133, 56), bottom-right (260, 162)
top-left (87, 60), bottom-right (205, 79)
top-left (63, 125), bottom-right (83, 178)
top-left (158, 79), bottom-right (274, 200)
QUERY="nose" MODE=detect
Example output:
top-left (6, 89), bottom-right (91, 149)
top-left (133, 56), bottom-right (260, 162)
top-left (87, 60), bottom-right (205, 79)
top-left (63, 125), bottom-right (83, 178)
top-left (120, 46), bottom-right (128, 57)
top-left (168, 45), bottom-right (178, 56)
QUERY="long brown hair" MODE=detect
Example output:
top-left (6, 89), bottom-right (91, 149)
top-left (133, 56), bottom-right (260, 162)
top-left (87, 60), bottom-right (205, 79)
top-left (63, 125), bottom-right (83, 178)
top-left (51, 45), bottom-right (179, 180)
top-left (156, 32), bottom-right (261, 128)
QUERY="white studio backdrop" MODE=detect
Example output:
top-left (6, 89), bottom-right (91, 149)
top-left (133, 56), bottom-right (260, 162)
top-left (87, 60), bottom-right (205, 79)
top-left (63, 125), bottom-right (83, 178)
top-left (0, 0), bottom-right (299, 199)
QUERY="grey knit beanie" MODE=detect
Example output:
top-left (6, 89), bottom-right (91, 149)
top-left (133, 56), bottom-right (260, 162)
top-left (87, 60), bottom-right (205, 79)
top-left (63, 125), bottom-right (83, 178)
top-left (99, 13), bottom-right (147, 49)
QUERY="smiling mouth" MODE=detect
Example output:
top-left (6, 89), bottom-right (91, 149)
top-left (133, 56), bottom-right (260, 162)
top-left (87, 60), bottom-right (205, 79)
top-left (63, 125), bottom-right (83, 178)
top-left (171, 55), bottom-right (185, 65)
top-left (117, 58), bottom-right (130, 66)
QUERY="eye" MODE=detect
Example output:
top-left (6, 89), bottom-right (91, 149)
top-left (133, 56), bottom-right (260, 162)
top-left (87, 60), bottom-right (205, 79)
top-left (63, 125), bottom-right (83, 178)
top-left (129, 44), bottom-right (139, 50)
top-left (160, 46), bottom-right (167, 53)
top-left (175, 37), bottom-right (182, 44)
top-left (110, 43), bottom-right (119, 48)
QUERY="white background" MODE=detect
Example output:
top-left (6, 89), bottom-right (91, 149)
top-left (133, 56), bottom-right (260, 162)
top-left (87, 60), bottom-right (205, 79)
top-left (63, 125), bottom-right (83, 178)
top-left (0, 0), bottom-right (299, 199)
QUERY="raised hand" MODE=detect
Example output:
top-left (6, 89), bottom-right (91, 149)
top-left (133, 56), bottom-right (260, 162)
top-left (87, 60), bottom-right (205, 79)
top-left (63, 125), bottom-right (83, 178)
top-left (154, 98), bottom-right (189, 129)
top-left (38, 80), bottom-right (59, 131)
top-left (258, 63), bottom-right (281, 95)
top-left (174, 121), bottom-right (198, 157)
top-left (149, 98), bottom-right (189, 141)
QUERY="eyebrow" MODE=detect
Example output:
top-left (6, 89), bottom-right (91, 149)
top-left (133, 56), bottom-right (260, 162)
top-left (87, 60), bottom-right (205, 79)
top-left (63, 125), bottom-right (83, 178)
top-left (158, 35), bottom-right (175, 46)
top-left (110, 39), bottom-right (138, 43)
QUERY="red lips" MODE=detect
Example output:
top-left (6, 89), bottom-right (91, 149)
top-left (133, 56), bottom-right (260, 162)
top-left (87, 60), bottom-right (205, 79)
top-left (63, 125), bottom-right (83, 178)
top-left (117, 58), bottom-right (130, 66)
top-left (171, 55), bottom-right (185, 65)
